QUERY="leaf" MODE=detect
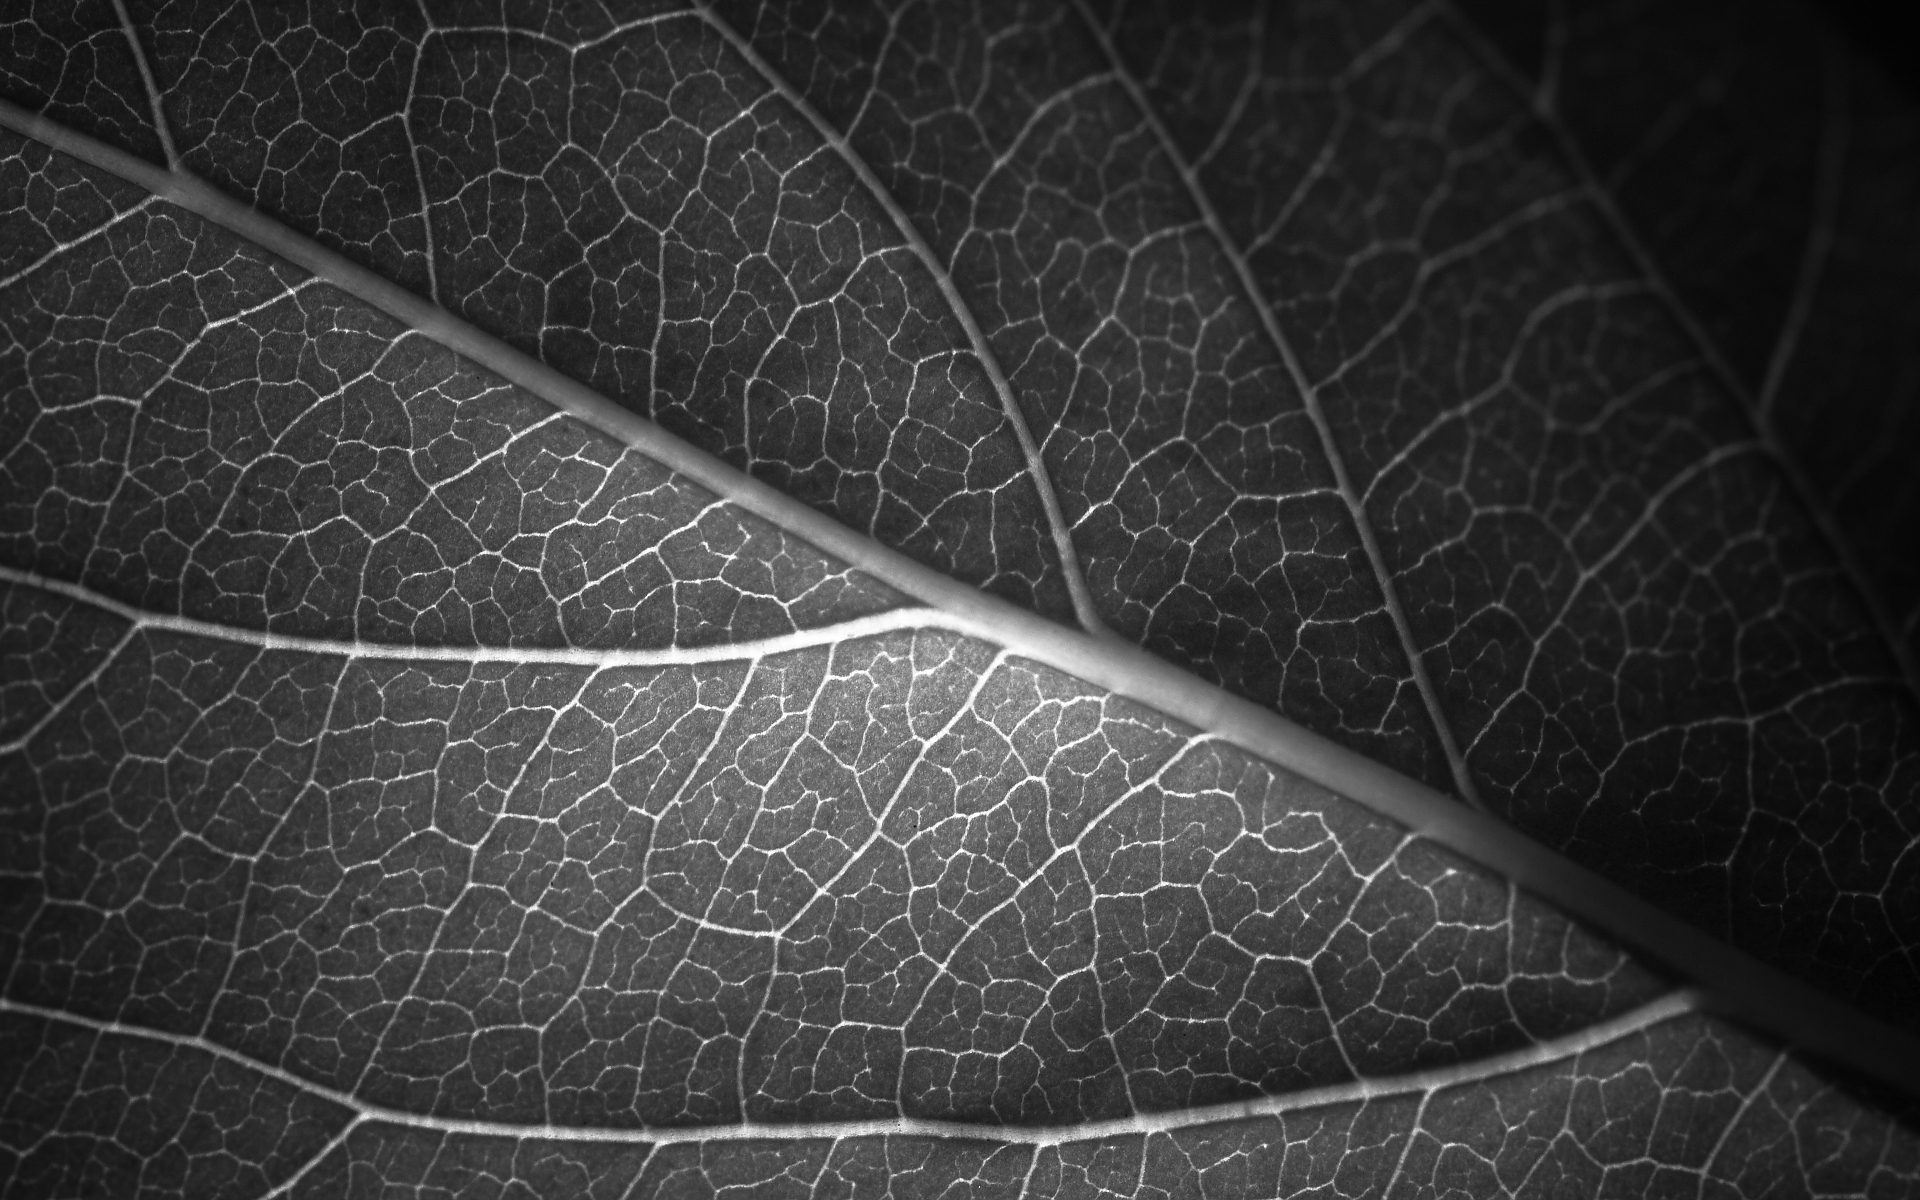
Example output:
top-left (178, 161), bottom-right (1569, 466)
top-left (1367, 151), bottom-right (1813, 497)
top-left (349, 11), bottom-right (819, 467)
top-left (1452, 0), bottom-right (1920, 677)
top-left (1, 1), bottom-right (1917, 1197)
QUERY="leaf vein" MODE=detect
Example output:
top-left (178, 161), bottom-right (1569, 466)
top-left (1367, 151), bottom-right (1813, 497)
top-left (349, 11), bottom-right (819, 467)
top-left (691, 0), bottom-right (1109, 638)
top-left (0, 991), bottom-right (1705, 1144)
top-left (1068, 0), bottom-right (1486, 811)
top-left (1443, 0), bottom-right (1920, 702)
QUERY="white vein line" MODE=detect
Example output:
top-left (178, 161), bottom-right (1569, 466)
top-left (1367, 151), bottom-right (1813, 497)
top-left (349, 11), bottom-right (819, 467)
top-left (1014, 1144), bottom-right (1044, 1196)
top-left (0, 623), bottom-right (136, 757)
top-left (1757, 45), bottom-right (1848, 421)
top-left (408, 7), bottom-right (442, 305)
top-left (1191, 3), bottom-right (1266, 173)
top-left (690, 0), bottom-right (1113, 641)
top-left (1379, 1088), bottom-right (1433, 1194)
top-left (1309, 189), bottom-right (1587, 400)
top-left (984, 71), bottom-right (1117, 180)
top-left (420, 409), bottom-right (569, 496)
top-left (108, 0), bottom-right (178, 168)
top-left (1357, 280), bottom-right (1659, 510)
top-left (1698, 1049), bottom-right (1788, 1183)
top-left (928, 732), bottom-right (1212, 980)
top-left (622, 667), bottom-right (758, 938)
top-left (778, 647), bottom-right (1011, 936)
top-left (615, 1148), bottom-right (663, 1200)
top-left (260, 1114), bottom-right (363, 1199)
top-left (0, 564), bottom-right (947, 670)
top-left (435, 10), bottom-right (689, 56)
top-left (195, 656), bottom-right (350, 1036)
top-left (1320, 835), bottom-right (1421, 1083)
top-left (6, 99), bottom-right (1918, 1098)
top-left (0, 990), bottom-right (1703, 1146)
top-left (1443, 3), bottom-right (1920, 701)
top-left (1068, 0), bottom-right (1486, 811)
top-left (1461, 439), bottom-right (1767, 760)
top-left (0, 193), bottom-right (159, 292)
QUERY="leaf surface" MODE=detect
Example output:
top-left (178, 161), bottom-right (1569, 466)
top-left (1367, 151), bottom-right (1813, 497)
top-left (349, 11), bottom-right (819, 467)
top-left (18, 0), bottom-right (1915, 1019)
top-left (2, 1), bottom-right (1919, 1196)
top-left (1452, 0), bottom-right (1920, 676)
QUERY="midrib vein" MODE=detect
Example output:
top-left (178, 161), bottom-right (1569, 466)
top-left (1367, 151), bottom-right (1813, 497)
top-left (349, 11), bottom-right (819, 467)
top-left (690, 2), bottom-right (1110, 640)
top-left (0, 991), bottom-right (1701, 1144)
top-left (1444, 2), bottom-right (1920, 702)
top-left (6, 99), bottom-right (1920, 1099)
top-left (1066, 0), bottom-right (1486, 813)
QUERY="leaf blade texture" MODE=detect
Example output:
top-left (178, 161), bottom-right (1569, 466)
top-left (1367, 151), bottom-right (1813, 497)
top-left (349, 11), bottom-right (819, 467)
top-left (2, 1), bottom-right (1919, 1197)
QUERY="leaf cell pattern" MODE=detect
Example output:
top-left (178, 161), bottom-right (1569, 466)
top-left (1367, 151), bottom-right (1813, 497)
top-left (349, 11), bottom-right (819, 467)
top-left (6, 0), bottom-right (1917, 1027)
top-left (0, 133), bottom-right (907, 652)
top-left (1092, 0), bottom-right (1920, 1023)
top-left (119, 0), bottom-right (1077, 620)
top-left (3, 0), bottom-right (1920, 1197)
top-left (2, 573), bottom-right (1669, 1127)
top-left (1454, 0), bottom-right (1920, 674)
top-left (5, 1004), bottom-right (1916, 1198)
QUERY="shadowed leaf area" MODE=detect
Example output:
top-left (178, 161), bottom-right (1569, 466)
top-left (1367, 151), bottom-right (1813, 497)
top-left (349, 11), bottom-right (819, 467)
top-left (2, 0), bottom-right (1918, 1196)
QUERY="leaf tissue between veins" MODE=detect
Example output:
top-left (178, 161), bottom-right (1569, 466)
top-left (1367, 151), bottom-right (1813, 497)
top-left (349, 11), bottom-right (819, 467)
top-left (1, 0), bottom-right (1918, 1196)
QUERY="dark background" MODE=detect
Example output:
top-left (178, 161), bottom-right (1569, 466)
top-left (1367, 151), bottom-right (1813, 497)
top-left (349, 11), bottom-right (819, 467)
top-left (1826, 0), bottom-right (1920, 92)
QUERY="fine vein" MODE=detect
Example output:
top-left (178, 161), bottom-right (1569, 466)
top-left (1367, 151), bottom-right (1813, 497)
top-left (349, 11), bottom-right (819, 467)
top-left (1067, 0), bottom-right (1487, 812)
top-left (1446, 3), bottom-right (1920, 701)
top-left (690, 1), bottom-right (1112, 640)
top-left (4, 99), bottom-right (1918, 1098)
top-left (1758, 44), bottom-right (1848, 420)
top-left (0, 991), bottom-right (1702, 1145)
top-left (0, 564), bottom-right (942, 672)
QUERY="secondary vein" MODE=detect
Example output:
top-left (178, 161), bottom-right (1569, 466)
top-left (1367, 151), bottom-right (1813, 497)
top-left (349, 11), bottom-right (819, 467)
top-left (0, 990), bottom-right (1703, 1145)
top-left (6, 99), bottom-right (1918, 1098)
top-left (1445, 2), bottom-right (1920, 704)
top-left (1066, 0), bottom-right (1487, 812)
top-left (691, 1), bottom-right (1112, 641)
top-left (108, 0), bottom-right (179, 168)
top-left (0, 564), bottom-right (944, 671)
